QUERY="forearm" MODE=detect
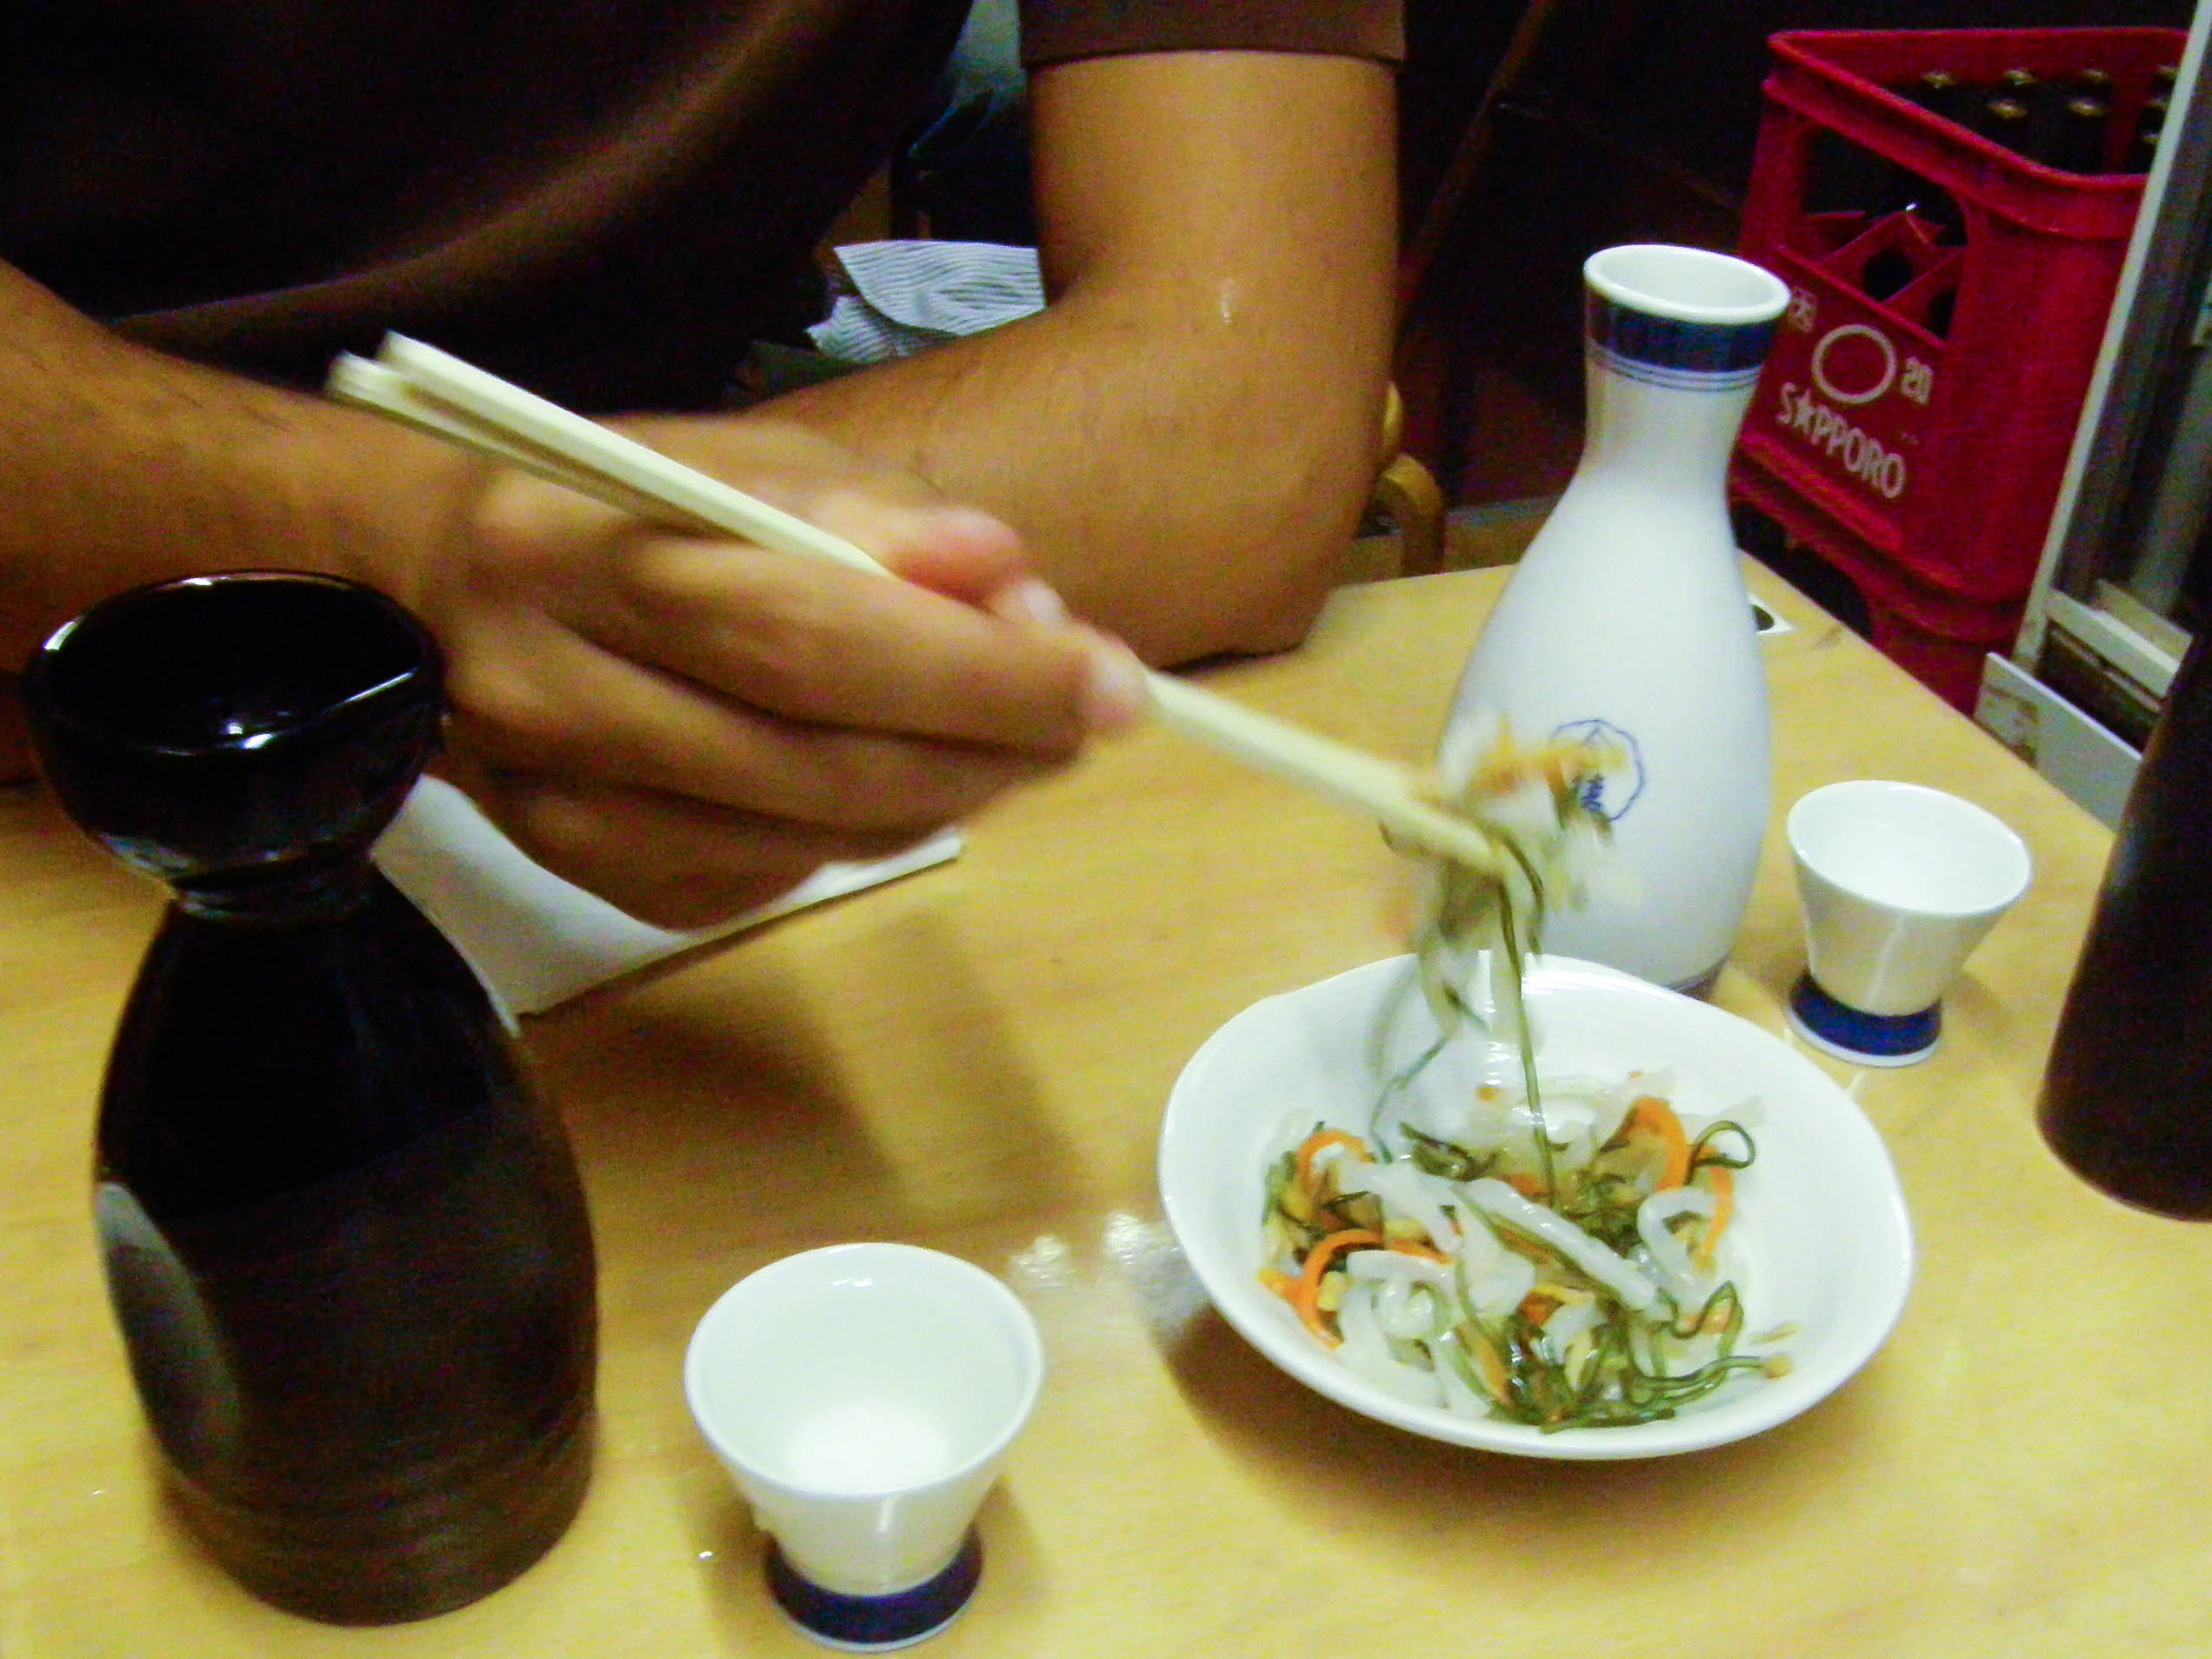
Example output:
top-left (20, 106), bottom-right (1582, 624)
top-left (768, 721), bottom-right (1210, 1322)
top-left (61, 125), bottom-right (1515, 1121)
top-left (767, 51), bottom-right (1399, 667)
top-left (0, 264), bottom-right (472, 667)
top-left (765, 290), bottom-right (1386, 665)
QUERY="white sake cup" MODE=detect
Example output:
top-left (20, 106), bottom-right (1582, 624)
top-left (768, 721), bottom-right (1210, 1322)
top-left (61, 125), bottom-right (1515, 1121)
top-left (1785, 780), bottom-right (2031, 1063)
top-left (685, 1243), bottom-right (1043, 1650)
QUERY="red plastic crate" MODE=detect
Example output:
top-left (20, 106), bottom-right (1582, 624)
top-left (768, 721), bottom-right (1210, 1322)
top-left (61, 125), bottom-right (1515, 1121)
top-left (1730, 27), bottom-right (2180, 706)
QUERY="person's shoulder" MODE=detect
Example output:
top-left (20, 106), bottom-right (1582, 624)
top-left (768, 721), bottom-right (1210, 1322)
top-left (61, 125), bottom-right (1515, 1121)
top-left (1021, 0), bottom-right (1403, 70)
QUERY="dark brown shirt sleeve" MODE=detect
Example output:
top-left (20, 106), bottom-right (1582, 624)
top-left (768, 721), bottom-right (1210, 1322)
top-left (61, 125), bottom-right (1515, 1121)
top-left (1020, 0), bottom-right (1404, 69)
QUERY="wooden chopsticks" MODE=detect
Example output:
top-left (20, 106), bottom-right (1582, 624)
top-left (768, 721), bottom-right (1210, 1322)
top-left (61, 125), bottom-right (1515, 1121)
top-left (325, 334), bottom-right (1502, 876)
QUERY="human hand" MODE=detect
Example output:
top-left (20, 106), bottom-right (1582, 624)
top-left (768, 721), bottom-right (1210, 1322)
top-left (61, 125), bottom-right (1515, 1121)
top-left (377, 416), bottom-right (1147, 929)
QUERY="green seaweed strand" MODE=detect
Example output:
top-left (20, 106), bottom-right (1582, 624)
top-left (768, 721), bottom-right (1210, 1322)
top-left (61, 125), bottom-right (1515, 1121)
top-left (1689, 1121), bottom-right (1756, 1173)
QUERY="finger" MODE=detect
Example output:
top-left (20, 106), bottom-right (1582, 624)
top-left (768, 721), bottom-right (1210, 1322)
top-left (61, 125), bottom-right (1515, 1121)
top-left (586, 532), bottom-right (1143, 750)
top-left (482, 437), bottom-right (1148, 738)
top-left (471, 453), bottom-right (1126, 749)
top-left (749, 496), bottom-right (1151, 734)
top-left (587, 415), bottom-right (1042, 609)
top-left (806, 496), bottom-right (1029, 602)
top-left (439, 610), bottom-right (1071, 830)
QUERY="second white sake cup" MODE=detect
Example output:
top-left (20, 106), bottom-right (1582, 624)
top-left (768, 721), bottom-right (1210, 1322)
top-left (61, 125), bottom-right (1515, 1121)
top-left (685, 1243), bottom-right (1043, 1649)
top-left (1786, 781), bottom-right (2030, 1059)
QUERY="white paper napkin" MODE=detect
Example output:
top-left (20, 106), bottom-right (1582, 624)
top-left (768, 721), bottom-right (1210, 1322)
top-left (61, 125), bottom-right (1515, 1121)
top-left (373, 776), bottom-right (962, 1018)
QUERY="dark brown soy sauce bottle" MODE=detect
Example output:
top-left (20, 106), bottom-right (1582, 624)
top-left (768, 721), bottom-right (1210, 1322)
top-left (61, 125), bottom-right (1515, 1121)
top-left (2037, 625), bottom-right (2212, 1219)
top-left (20, 572), bottom-right (597, 1622)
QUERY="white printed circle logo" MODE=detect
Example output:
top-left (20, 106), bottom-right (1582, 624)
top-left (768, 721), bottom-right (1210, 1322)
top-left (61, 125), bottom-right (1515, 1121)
top-left (1809, 323), bottom-right (1896, 407)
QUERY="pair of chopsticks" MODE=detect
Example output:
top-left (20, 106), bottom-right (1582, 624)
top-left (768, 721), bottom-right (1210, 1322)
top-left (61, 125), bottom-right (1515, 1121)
top-left (326, 335), bottom-right (1502, 876)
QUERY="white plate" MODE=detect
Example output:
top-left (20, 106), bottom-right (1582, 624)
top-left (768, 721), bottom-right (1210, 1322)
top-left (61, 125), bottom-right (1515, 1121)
top-left (1156, 954), bottom-right (1914, 1460)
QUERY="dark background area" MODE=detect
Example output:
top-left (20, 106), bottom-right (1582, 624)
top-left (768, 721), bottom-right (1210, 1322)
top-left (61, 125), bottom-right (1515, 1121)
top-left (1395, 0), bottom-right (2198, 506)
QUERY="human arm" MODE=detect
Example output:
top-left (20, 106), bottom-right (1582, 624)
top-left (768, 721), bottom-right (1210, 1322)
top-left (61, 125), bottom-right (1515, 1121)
top-left (0, 263), bottom-right (1143, 925)
top-left (0, 265), bottom-right (470, 670)
top-left (758, 47), bottom-right (1399, 666)
top-left (0, 263), bottom-right (470, 783)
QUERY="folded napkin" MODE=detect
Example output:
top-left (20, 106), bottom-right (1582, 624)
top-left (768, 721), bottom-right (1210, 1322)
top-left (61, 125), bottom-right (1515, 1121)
top-left (807, 240), bottom-right (1044, 365)
top-left (373, 777), bottom-right (961, 1019)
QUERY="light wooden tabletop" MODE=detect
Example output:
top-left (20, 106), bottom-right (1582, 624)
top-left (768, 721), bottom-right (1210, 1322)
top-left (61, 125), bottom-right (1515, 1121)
top-left (3, 562), bottom-right (2204, 1658)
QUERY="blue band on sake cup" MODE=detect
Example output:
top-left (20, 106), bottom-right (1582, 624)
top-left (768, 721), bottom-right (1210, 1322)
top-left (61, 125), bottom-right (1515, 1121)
top-left (1788, 972), bottom-right (1942, 1068)
top-left (767, 1530), bottom-right (983, 1652)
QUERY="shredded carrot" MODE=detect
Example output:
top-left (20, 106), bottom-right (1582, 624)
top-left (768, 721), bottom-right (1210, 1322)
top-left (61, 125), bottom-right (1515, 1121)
top-left (1506, 1171), bottom-right (1547, 1202)
top-left (1518, 1289), bottom-right (1561, 1327)
top-left (1294, 1128), bottom-right (1368, 1196)
top-left (1291, 1229), bottom-right (1382, 1345)
top-left (1281, 1230), bottom-right (1446, 1345)
top-left (1624, 1096), bottom-right (1692, 1190)
top-left (1256, 1267), bottom-right (1299, 1301)
top-left (1692, 1163), bottom-right (1736, 1270)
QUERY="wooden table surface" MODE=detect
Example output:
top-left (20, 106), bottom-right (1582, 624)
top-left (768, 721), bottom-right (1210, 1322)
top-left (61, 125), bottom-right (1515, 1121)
top-left (3, 563), bottom-right (2204, 1658)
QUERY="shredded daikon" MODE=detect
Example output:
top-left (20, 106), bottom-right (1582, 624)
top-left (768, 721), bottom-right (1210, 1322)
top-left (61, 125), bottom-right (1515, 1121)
top-left (1259, 1076), bottom-right (1782, 1431)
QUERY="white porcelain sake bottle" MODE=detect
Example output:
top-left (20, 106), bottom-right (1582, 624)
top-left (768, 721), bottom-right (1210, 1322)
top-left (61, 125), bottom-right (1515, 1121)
top-left (1441, 243), bottom-right (1790, 995)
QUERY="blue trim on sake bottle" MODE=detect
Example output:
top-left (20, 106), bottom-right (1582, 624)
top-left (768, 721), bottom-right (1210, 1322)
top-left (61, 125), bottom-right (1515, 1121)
top-left (1584, 292), bottom-right (1779, 392)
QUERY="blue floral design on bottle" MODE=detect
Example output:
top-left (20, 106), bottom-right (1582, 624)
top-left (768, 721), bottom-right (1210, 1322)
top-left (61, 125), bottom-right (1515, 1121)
top-left (1552, 717), bottom-right (1647, 823)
